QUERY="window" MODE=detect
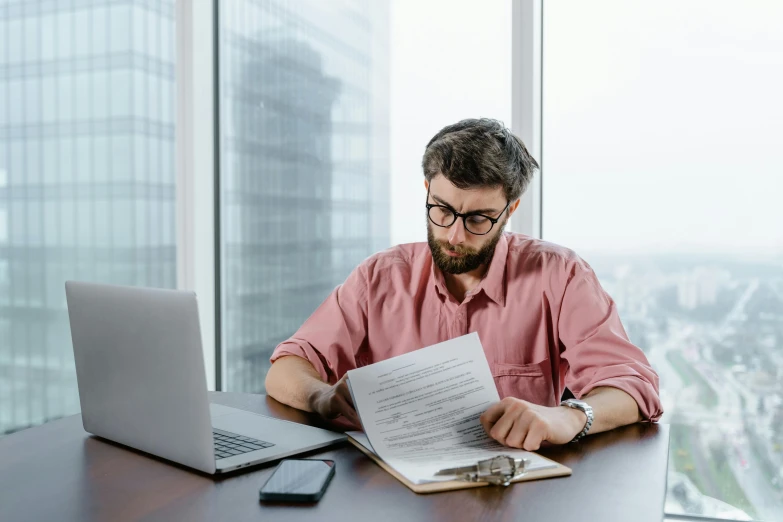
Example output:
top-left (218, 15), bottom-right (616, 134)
top-left (218, 0), bottom-right (511, 391)
top-left (92, 7), bottom-right (109, 56)
top-left (0, 1), bottom-right (177, 437)
top-left (56, 11), bottom-right (73, 60)
top-left (74, 9), bottom-right (90, 57)
top-left (40, 13), bottom-right (56, 62)
top-left (543, 1), bottom-right (783, 520)
top-left (0, 208), bottom-right (7, 244)
top-left (74, 72), bottom-right (92, 120)
top-left (110, 70), bottom-right (133, 118)
top-left (57, 74), bottom-right (74, 122)
top-left (24, 79), bottom-right (41, 123)
top-left (41, 79), bottom-right (57, 123)
top-left (390, 0), bottom-right (511, 246)
top-left (112, 135), bottom-right (133, 181)
top-left (23, 15), bottom-right (40, 62)
top-left (8, 80), bottom-right (23, 124)
top-left (110, 4), bottom-right (132, 53)
top-left (218, 0), bottom-right (392, 391)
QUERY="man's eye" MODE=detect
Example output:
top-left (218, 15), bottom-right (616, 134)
top-left (467, 215), bottom-right (489, 225)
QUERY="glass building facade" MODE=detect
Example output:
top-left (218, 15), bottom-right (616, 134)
top-left (0, 0), bottom-right (177, 435)
top-left (219, 0), bottom-right (390, 392)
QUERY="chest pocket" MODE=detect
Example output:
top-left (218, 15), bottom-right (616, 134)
top-left (492, 358), bottom-right (556, 407)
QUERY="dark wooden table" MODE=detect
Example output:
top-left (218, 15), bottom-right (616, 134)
top-left (0, 392), bottom-right (669, 522)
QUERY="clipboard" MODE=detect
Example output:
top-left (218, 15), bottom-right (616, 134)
top-left (348, 435), bottom-right (572, 494)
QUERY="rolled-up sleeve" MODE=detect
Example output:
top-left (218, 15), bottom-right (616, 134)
top-left (558, 263), bottom-right (663, 422)
top-left (270, 263), bottom-right (369, 384)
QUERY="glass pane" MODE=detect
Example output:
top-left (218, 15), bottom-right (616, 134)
top-left (390, 0), bottom-right (511, 245)
top-left (0, 2), bottom-right (177, 437)
top-left (543, 1), bottom-right (783, 520)
top-left (218, 0), bottom-right (511, 392)
top-left (218, 0), bottom-right (388, 391)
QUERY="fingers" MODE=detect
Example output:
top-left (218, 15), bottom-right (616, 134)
top-left (335, 376), bottom-right (355, 408)
top-left (334, 376), bottom-right (357, 421)
top-left (333, 394), bottom-right (361, 428)
top-left (482, 398), bottom-right (546, 448)
top-left (328, 415), bottom-right (362, 431)
top-left (480, 401), bottom-right (506, 435)
top-left (484, 398), bottom-right (532, 446)
top-left (488, 410), bottom-right (517, 445)
top-left (504, 409), bottom-right (535, 449)
top-left (521, 419), bottom-right (547, 451)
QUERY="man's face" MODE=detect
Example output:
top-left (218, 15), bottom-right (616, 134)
top-left (426, 175), bottom-right (511, 275)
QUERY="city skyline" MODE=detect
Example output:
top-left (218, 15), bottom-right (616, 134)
top-left (590, 253), bottom-right (783, 520)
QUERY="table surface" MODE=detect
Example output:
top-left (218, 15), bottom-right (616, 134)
top-left (0, 392), bottom-right (670, 522)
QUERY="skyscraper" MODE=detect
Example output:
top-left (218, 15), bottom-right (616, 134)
top-left (0, 1), bottom-right (177, 435)
top-left (219, 0), bottom-right (391, 391)
top-left (0, 0), bottom-right (391, 434)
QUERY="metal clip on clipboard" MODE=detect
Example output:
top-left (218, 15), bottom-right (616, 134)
top-left (434, 455), bottom-right (530, 486)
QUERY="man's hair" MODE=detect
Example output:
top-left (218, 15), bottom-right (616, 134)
top-left (422, 118), bottom-right (539, 202)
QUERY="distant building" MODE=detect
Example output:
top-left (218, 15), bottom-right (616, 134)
top-left (219, 0), bottom-right (391, 392)
top-left (677, 267), bottom-right (730, 310)
top-left (0, 1), bottom-right (177, 435)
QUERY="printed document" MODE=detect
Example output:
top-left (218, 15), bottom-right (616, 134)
top-left (346, 332), bottom-right (556, 484)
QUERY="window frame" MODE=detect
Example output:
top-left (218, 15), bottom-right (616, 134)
top-left (175, 0), bottom-right (218, 390)
top-left (510, 0), bottom-right (543, 239)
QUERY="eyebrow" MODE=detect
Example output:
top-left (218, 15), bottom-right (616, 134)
top-left (430, 193), bottom-right (500, 215)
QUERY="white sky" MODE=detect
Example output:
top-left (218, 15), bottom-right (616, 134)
top-left (389, 0), bottom-right (511, 246)
top-left (390, 0), bottom-right (783, 257)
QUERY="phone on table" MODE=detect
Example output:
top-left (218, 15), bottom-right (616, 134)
top-left (259, 459), bottom-right (336, 502)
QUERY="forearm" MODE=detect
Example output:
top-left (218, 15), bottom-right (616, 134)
top-left (579, 386), bottom-right (642, 435)
top-left (265, 356), bottom-right (331, 412)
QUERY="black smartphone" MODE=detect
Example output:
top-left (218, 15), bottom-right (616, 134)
top-left (258, 459), bottom-right (336, 502)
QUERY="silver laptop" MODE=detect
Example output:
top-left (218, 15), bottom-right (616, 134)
top-left (65, 281), bottom-right (346, 475)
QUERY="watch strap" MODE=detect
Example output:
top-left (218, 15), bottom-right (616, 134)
top-left (560, 398), bottom-right (594, 443)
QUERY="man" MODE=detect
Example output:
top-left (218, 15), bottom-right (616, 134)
top-left (266, 118), bottom-right (662, 451)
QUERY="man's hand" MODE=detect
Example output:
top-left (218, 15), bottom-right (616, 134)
top-left (480, 397), bottom-right (587, 450)
top-left (266, 356), bottom-right (363, 430)
top-left (308, 374), bottom-right (362, 430)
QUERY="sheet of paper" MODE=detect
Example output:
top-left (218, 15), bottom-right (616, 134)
top-left (346, 430), bottom-right (556, 484)
top-left (346, 333), bottom-right (556, 484)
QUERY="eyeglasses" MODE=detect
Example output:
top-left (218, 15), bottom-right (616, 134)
top-left (425, 187), bottom-right (510, 236)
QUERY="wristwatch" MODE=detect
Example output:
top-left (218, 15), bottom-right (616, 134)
top-left (560, 398), bottom-right (594, 443)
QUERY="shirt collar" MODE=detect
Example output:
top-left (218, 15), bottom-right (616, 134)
top-left (430, 233), bottom-right (508, 306)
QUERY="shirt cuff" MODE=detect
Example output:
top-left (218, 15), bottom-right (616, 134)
top-left (270, 340), bottom-right (333, 384)
top-left (577, 375), bottom-right (664, 423)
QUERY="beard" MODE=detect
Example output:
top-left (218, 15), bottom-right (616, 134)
top-left (427, 222), bottom-right (506, 275)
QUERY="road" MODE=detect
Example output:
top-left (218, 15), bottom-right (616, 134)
top-left (650, 279), bottom-right (783, 521)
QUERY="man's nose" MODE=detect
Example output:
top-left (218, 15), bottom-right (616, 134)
top-left (448, 218), bottom-right (467, 245)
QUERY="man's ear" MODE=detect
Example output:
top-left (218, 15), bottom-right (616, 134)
top-left (507, 198), bottom-right (521, 218)
top-left (424, 179), bottom-right (429, 190)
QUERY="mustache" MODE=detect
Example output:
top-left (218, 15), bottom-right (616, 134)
top-left (435, 240), bottom-right (477, 256)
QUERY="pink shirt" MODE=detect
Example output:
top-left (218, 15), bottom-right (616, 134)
top-left (271, 232), bottom-right (663, 421)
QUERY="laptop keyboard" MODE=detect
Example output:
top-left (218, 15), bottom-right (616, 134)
top-left (213, 428), bottom-right (275, 460)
